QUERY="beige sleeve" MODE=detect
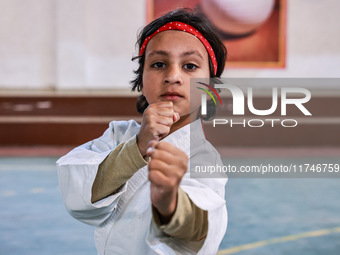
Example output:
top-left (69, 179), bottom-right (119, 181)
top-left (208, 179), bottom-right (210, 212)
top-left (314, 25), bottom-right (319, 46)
top-left (91, 135), bottom-right (147, 203)
top-left (152, 187), bottom-right (208, 242)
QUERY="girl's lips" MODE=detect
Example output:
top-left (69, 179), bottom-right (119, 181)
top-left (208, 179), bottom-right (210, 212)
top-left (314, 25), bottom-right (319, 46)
top-left (161, 93), bottom-right (183, 101)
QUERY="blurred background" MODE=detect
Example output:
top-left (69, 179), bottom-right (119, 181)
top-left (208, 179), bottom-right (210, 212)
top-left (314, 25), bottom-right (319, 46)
top-left (1, 0), bottom-right (340, 254)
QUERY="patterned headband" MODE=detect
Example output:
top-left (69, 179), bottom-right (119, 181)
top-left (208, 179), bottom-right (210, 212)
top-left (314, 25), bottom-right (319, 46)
top-left (139, 21), bottom-right (218, 75)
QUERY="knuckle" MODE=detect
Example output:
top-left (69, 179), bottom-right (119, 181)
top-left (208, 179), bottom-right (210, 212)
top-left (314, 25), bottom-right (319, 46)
top-left (180, 152), bottom-right (188, 162)
top-left (148, 125), bottom-right (157, 134)
top-left (148, 171), bottom-right (156, 182)
top-left (148, 104), bottom-right (156, 110)
top-left (149, 159), bottom-right (160, 169)
top-left (151, 150), bottom-right (159, 159)
top-left (169, 178), bottom-right (178, 187)
top-left (181, 161), bottom-right (188, 170)
top-left (157, 142), bottom-right (169, 151)
top-left (174, 171), bottom-right (181, 180)
top-left (144, 108), bottom-right (152, 115)
top-left (183, 153), bottom-right (188, 161)
top-left (148, 160), bottom-right (155, 169)
top-left (176, 159), bottom-right (187, 172)
top-left (164, 101), bottom-right (173, 107)
top-left (148, 114), bottom-right (156, 122)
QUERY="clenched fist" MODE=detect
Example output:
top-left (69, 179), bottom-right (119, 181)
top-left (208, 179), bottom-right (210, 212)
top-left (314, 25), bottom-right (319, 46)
top-left (147, 140), bottom-right (188, 223)
top-left (137, 102), bottom-right (179, 157)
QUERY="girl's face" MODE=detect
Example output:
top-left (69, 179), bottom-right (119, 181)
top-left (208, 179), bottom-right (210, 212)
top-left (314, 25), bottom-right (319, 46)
top-left (142, 30), bottom-right (210, 119)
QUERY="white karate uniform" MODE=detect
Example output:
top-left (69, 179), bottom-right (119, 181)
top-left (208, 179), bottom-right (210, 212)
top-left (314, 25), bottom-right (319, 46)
top-left (57, 119), bottom-right (227, 255)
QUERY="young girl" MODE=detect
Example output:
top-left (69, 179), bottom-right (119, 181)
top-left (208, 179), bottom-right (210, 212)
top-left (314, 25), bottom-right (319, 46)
top-left (57, 8), bottom-right (228, 255)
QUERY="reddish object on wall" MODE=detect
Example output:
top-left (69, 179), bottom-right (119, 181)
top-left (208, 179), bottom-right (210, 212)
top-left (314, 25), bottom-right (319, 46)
top-left (146, 0), bottom-right (286, 68)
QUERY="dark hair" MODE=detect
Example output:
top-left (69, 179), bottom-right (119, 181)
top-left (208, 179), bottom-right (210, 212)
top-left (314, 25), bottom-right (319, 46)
top-left (131, 8), bottom-right (227, 118)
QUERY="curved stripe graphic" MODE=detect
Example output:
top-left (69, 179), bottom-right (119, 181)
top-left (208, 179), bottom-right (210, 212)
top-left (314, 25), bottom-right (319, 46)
top-left (197, 87), bottom-right (217, 106)
top-left (197, 82), bottom-right (222, 105)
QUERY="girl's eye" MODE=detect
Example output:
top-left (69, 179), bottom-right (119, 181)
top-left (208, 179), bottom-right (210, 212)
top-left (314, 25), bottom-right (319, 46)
top-left (183, 63), bottom-right (198, 70)
top-left (152, 62), bottom-right (166, 69)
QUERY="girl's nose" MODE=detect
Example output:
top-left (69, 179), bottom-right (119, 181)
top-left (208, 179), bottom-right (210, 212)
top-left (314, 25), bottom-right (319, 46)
top-left (164, 65), bottom-right (183, 85)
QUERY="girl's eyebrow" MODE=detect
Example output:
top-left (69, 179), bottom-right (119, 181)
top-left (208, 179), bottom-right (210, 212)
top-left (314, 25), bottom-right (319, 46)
top-left (147, 50), bottom-right (168, 58)
top-left (147, 50), bottom-right (204, 60)
top-left (181, 50), bottom-right (204, 60)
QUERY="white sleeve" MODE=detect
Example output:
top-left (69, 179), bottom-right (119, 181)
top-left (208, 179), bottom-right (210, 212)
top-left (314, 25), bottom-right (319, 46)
top-left (56, 120), bottom-right (140, 226)
top-left (181, 175), bottom-right (227, 255)
top-left (146, 154), bottom-right (227, 255)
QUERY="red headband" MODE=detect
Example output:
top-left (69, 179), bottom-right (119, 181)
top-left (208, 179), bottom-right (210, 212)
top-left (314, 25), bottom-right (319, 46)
top-left (139, 21), bottom-right (218, 75)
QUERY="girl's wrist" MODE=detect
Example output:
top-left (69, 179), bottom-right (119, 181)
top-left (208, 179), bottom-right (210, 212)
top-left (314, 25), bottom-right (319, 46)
top-left (153, 190), bottom-right (178, 225)
top-left (136, 134), bottom-right (147, 157)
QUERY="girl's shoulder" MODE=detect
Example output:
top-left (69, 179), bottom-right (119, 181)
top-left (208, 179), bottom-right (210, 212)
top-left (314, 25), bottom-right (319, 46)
top-left (108, 119), bottom-right (141, 132)
top-left (106, 118), bottom-right (141, 140)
